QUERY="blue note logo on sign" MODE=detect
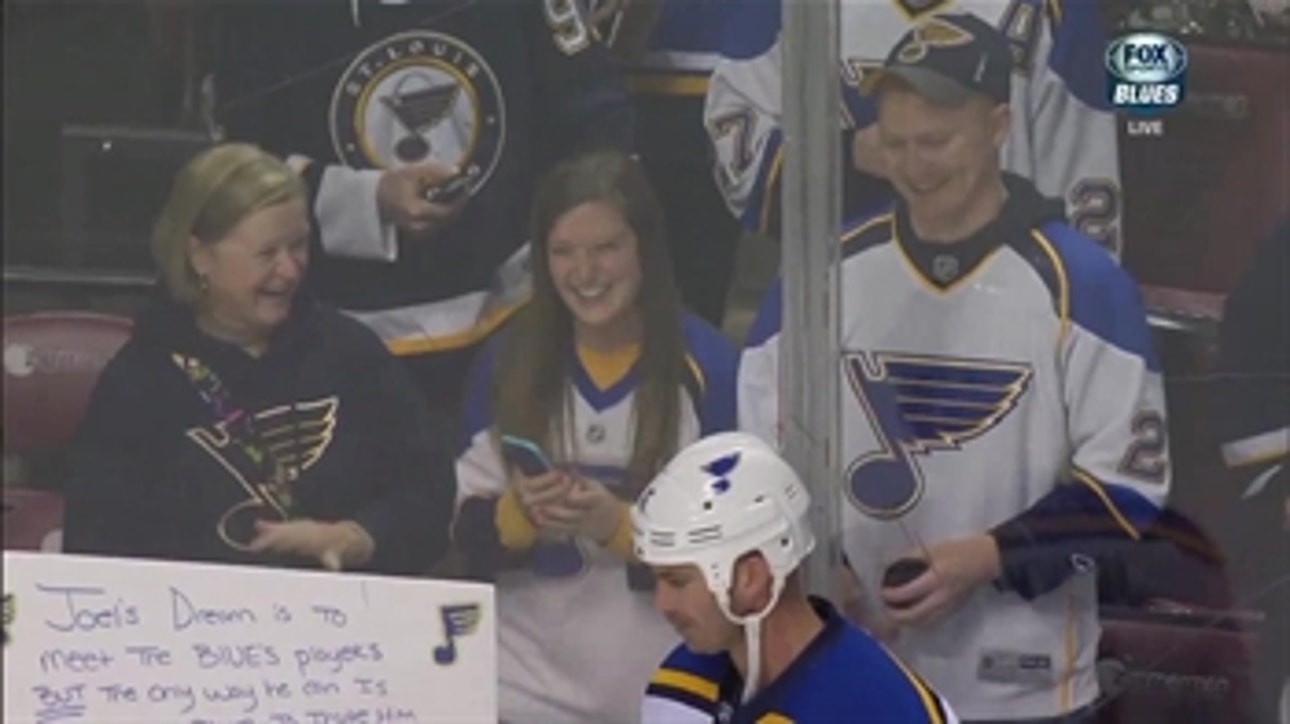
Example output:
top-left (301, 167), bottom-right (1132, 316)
top-left (433, 602), bottom-right (482, 665)
top-left (1106, 33), bottom-right (1188, 114)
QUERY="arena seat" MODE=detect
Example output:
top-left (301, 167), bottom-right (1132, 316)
top-left (2, 311), bottom-right (132, 551)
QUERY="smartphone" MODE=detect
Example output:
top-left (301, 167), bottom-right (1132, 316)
top-left (423, 170), bottom-right (471, 204)
top-left (500, 435), bottom-right (554, 477)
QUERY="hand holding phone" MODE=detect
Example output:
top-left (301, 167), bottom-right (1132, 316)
top-left (423, 169), bottom-right (472, 204)
top-left (500, 435), bottom-right (553, 477)
top-left (501, 436), bottom-right (573, 531)
top-left (378, 162), bottom-right (467, 238)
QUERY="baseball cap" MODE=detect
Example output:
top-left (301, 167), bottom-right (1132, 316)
top-left (860, 13), bottom-right (1012, 106)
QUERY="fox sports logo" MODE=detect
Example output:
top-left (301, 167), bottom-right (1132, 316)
top-left (1105, 33), bottom-right (1188, 114)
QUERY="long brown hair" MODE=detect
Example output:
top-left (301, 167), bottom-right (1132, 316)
top-left (494, 150), bottom-right (687, 493)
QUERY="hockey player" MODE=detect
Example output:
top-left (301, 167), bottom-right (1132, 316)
top-left (705, 0), bottom-right (1123, 256)
top-left (209, 0), bottom-right (635, 416)
top-left (633, 430), bottom-right (959, 723)
top-left (739, 15), bottom-right (1169, 722)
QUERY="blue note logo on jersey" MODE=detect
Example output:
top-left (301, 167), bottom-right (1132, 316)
top-left (843, 352), bottom-right (1031, 519)
top-left (433, 602), bottom-right (483, 665)
top-left (1106, 33), bottom-right (1188, 115)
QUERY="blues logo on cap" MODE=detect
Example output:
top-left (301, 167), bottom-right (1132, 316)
top-left (860, 13), bottom-right (1013, 107)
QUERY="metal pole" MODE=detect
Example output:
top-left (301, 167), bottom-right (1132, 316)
top-left (780, 0), bottom-right (842, 601)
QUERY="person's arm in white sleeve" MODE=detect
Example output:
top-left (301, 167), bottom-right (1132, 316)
top-left (737, 277), bottom-right (783, 448)
top-left (1021, 0), bottom-right (1124, 257)
top-left (306, 160), bottom-right (400, 262)
top-left (705, 36), bottom-right (785, 236)
top-left (991, 234), bottom-right (1170, 599)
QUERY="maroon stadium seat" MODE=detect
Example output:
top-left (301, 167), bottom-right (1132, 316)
top-left (3, 487), bottom-right (67, 552)
top-left (2, 311), bottom-right (132, 550)
top-left (1095, 600), bottom-right (1264, 723)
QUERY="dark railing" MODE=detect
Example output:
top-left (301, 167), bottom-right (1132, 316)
top-left (3, 265), bottom-right (155, 290)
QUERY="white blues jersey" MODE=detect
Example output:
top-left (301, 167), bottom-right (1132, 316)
top-left (705, 0), bottom-right (1123, 255)
top-left (738, 176), bottom-right (1170, 720)
top-left (455, 313), bottom-right (737, 724)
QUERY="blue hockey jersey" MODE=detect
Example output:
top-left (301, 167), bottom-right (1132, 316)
top-left (641, 597), bottom-right (959, 723)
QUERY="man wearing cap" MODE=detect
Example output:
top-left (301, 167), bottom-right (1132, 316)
top-left (705, 1), bottom-right (1122, 256)
top-left (739, 15), bottom-right (1170, 724)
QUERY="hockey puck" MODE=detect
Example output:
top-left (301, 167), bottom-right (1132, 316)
top-left (882, 558), bottom-right (929, 589)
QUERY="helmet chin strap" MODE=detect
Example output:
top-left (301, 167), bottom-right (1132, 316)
top-left (716, 578), bottom-right (787, 704)
top-left (740, 617), bottom-right (766, 704)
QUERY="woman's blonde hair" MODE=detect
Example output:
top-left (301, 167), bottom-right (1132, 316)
top-left (151, 142), bottom-right (306, 304)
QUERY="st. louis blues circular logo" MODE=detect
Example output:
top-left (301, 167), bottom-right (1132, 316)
top-left (329, 30), bottom-right (506, 198)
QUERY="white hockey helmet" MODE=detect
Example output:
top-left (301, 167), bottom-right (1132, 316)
top-left (632, 431), bottom-right (816, 620)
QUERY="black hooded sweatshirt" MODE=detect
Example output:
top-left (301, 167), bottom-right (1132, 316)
top-left (62, 292), bottom-right (455, 576)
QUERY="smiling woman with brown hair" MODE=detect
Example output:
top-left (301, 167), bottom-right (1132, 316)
top-left (452, 149), bottom-right (739, 723)
top-left (62, 143), bottom-right (456, 577)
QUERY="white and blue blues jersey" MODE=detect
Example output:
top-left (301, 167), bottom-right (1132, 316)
top-left (738, 175), bottom-right (1169, 720)
top-left (705, 0), bottom-right (1124, 255)
top-left (454, 312), bottom-right (737, 724)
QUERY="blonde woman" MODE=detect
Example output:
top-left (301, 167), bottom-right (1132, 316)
top-left (63, 143), bottom-right (454, 575)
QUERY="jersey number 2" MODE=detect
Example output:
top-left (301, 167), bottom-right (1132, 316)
top-left (1070, 178), bottom-right (1122, 254)
top-left (1118, 410), bottom-right (1169, 484)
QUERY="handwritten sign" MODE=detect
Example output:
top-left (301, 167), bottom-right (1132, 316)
top-left (2, 552), bottom-right (496, 723)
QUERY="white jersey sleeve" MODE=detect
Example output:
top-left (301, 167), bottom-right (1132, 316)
top-left (455, 339), bottom-right (508, 505)
top-left (737, 277), bottom-right (783, 447)
top-left (705, 1), bottom-right (1124, 255)
top-left (313, 165), bottom-right (400, 262)
top-left (1014, 1), bottom-right (1124, 257)
top-left (1052, 227), bottom-right (1171, 518)
top-left (455, 428), bottom-right (507, 503)
top-left (705, 37), bottom-right (784, 234)
top-left (449, 338), bottom-right (545, 568)
top-left (992, 223), bottom-right (1170, 594)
